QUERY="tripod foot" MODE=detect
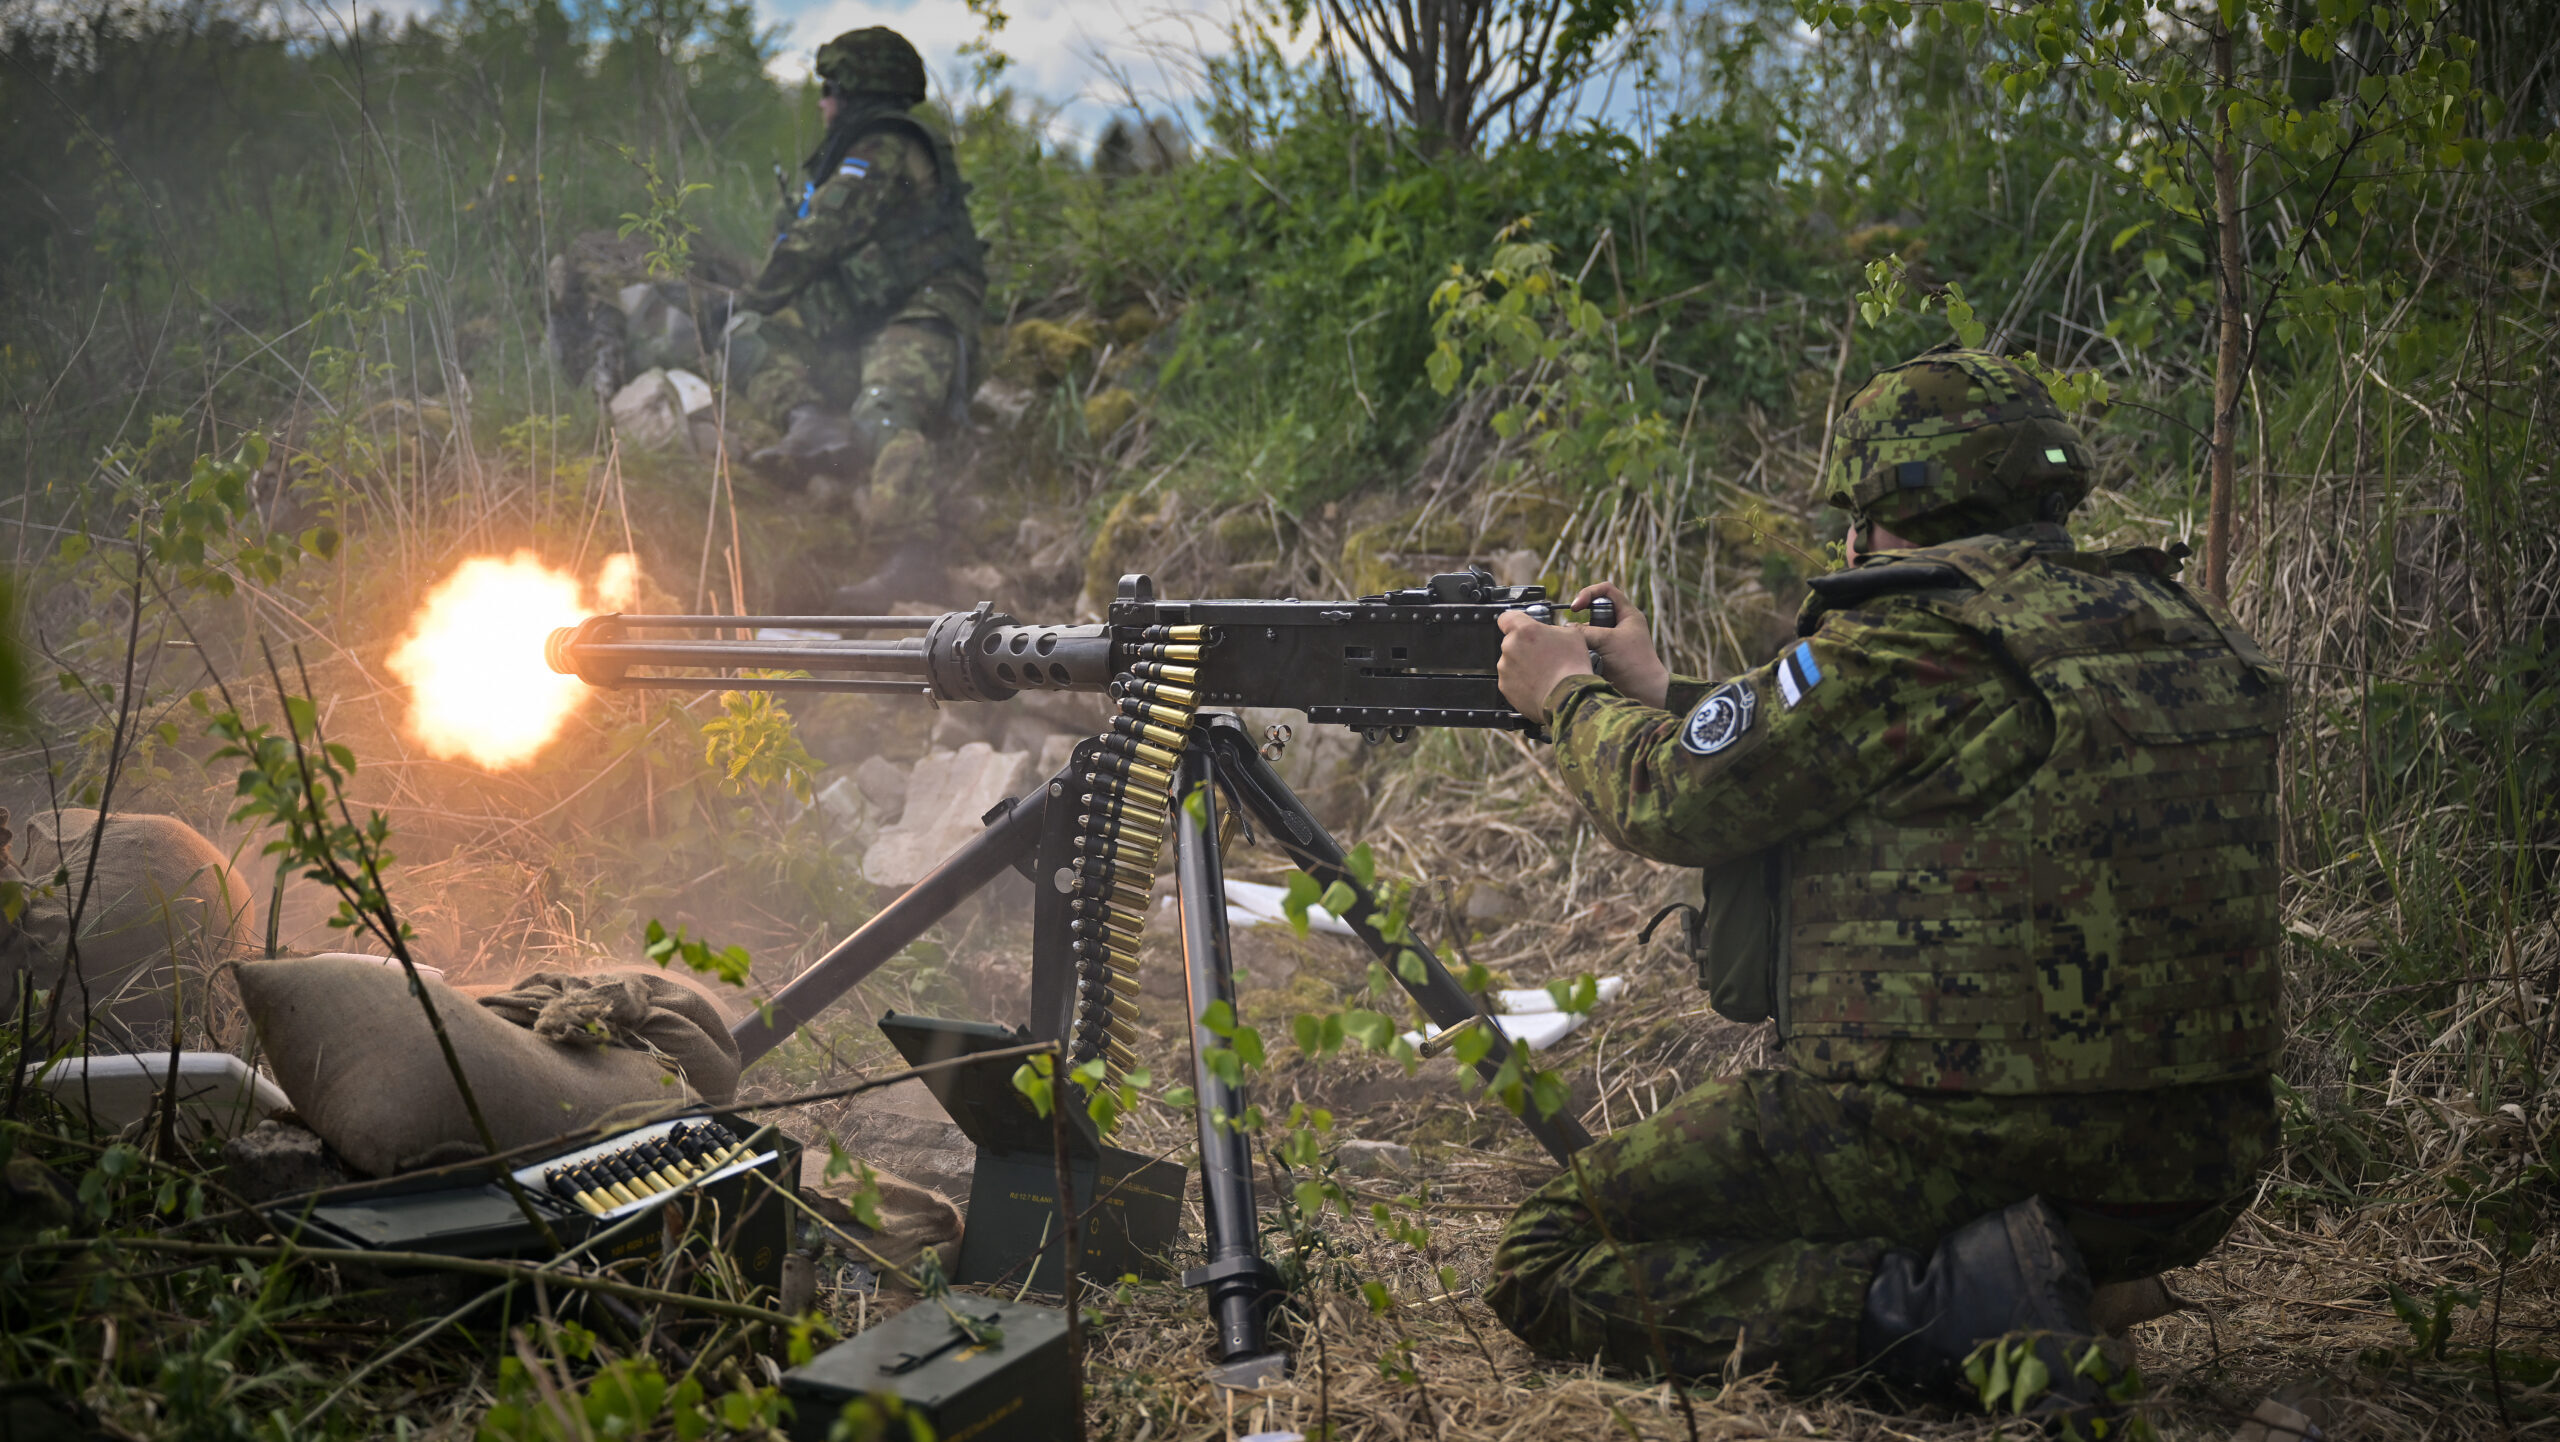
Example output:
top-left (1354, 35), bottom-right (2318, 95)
top-left (1203, 1352), bottom-right (1289, 1391)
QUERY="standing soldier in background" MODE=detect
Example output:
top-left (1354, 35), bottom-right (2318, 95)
top-left (727, 26), bottom-right (986, 611)
top-left (1486, 347), bottom-right (2288, 1420)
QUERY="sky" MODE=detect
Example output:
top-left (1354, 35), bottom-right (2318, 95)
top-left (754, 0), bottom-right (1279, 151)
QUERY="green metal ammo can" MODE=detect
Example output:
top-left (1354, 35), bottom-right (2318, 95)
top-left (782, 1296), bottom-right (1073, 1442)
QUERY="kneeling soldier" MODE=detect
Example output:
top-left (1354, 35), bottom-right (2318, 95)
top-left (728, 26), bottom-right (986, 610)
top-left (1489, 347), bottom-right (2287, 1416)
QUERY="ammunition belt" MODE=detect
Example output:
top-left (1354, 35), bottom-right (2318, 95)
top-left (1067, 624), bottom-right (1206, 1081)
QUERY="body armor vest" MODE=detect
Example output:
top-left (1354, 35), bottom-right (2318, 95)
top-left (1781, 532), bottom-right (2286, 1093)
top-left (795, 107), bottom-right (987, 338)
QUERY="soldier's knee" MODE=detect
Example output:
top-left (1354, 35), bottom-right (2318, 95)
top-left (1487, 1196), bottom-right (1595, 1321)
top-left (853, 430), bottom-right (937, 532)
top-left (848, 379), bottom-right (938, 450)
top-left (721, 311), bottom-right (772, 383)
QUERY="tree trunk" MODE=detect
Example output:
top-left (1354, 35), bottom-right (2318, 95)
top-left (2208, 23), bottom-right (2245, 598)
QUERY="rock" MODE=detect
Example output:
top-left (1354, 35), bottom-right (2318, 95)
top-left (948, 563), bottom-right (1007, 603)
top-left (607, 367), bottom-right (716, 455)
top-left (1083, 386), bottom-right (1138, 438)
top-left (971, 377), bottom-right (1035, 428)
top-left (1335, 1139), bottom-right (1414, 1178)
top-left (2230, 1398), bottom-right (2325, 1442)
top-left (222, 1118), bottom-right (352, 1201)
top-left (929, 707), bottom-right (1000, 753)
top-left (812, 774), bottom-right (873, 841)
top-left (1489, 548), bottom-right (1546, 588)
top-left (853, 755), bottom-right (909, 817)
top-left (1236, 707), bottom-right (1364, 828)
top-left (608, 368), bottom-right (684, 451)
top-left (1032, 731), bottom-right (1081, 784)
top-left (863, 744), bottom-right (1033, 888)
top-left (1461, 883), bottom-right (1517, 926)
top-left (1011, 686), bottom-right (1108, 735)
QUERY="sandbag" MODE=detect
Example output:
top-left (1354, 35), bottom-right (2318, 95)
top-left (798, 1152), bottom-right (963, 1277)
top-left (237, 957), bottom-right (739, 1177)
top-left (0, 808), bottom-right (254, 1052)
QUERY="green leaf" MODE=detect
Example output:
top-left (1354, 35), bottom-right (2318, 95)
top-left (1343, 843), bottom-right (1378, 891)
top-left (1293, 1012), bottom-right (1324, 1054)
top-left (1341, 1009), bottom-right (1394, 1053)
top-left (1281, 871), bottom-right (1324, 938)
top-left (1200, 998), bottom-right (1237, 1038)
top-left (1318, 880), bottom-right (1359, 921)
top-left (2011, 1351), bottom-right (2050, 1412)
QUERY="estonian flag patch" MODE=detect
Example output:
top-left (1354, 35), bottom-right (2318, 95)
top-left (1776, 641), bottom-right (1824, 709)
top-left (837, 156), bottom-right (871, 179)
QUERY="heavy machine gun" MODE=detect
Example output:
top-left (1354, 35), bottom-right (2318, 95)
top-left (548, 568), bottom-right (1612, 737)
top-left (546, 570), bottom-right (1608, 1383)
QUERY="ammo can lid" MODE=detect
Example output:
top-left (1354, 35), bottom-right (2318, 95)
top-left (782, 1295), bottom-right (1070, 1412)
top-left (877, 1012), bottom-right (1099, 1158)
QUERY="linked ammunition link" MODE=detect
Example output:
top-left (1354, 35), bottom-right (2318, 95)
top-left (1065, 636), bottom-right (1207, 1081)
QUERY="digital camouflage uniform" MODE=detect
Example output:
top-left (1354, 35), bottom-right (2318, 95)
top-left (1487, 351), bottom-right (2288, 1388)
top-left (728, 31), bottom-right (985, 537)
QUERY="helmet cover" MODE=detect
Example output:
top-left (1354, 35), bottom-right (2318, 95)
top-left (1823, 346), bottom-right (2094, 545)
top-left (815, 27), bottom-right (928, 106)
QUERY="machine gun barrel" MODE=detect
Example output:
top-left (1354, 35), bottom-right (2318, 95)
top-left (544, 569), bottom-right (1612, 734)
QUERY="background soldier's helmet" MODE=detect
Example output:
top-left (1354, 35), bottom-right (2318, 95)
top-left (1823, 347), bottom-right (2094, 546)
top-left (814, 27), bottom-right (928, 107)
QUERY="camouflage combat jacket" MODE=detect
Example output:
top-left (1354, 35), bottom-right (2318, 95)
top-left (742, 103), bottom-right (987, 341)
top-left (1546, 525), bottom-right (2286, 1093)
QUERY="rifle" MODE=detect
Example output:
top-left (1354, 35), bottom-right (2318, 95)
top-left (546, 569), bottom-right (1607, 1380)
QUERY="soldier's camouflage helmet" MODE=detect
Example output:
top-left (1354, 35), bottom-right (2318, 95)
top-left (1823, 346), bottom-right (2093, 546)
top-left (815, 27), bottom-right (928, 106)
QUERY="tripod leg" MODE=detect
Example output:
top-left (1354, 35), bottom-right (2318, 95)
top-left (1170, 742), bottom-right (1284, 1373)
top-left (1204, 720), bottom-right (1594, 1162)
top-left (731, 783), bottom-right (1048, 1067)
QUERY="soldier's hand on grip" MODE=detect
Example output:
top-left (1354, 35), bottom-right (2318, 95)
top-left (1568, 583), bottom-right (1670, 709)
top-left (1498, 609), bottom-right (1603, 724)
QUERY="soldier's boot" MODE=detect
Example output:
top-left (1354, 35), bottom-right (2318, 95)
top-left (748, 405), bottom-right (864, 484)
top-left (823, 427), bottom-right (953, 612)
top-left (1858, 1197), bottom-right (2111, 1420)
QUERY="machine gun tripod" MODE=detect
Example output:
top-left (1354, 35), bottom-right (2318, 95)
top-left (547, 571), bottom-right (1604, 1381)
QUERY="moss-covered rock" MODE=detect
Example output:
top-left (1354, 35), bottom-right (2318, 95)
top-left (1003, 316), bottom-right (1099, 386)
top-left (1339, 512), bottom-right (1473, 597)
top-left (1083, 489), bottom-right (1182, 612)
top-left (1082, 385), bottom-right (1139, 439)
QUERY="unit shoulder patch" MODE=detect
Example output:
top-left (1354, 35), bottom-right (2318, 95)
top-left (1680, 680), bottom-right (1757, 757)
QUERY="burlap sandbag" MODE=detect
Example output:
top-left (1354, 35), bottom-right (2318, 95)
top-left (237, 957), bottom-right (739, 1177)
top-left (799, 1152), bottom-right (963, 1276)
top-left (0, 808), bottom-right (255, 1053)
